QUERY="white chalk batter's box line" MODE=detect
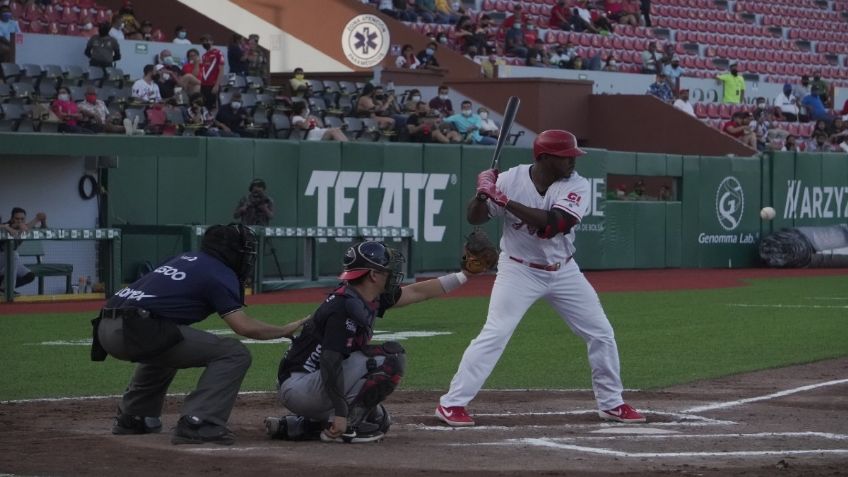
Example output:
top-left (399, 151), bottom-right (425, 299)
top-left (462, 432), bottom-right (848, 458)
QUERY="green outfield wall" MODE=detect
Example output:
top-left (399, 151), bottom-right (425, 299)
top-left (3, 134), bottom-right (844, 281)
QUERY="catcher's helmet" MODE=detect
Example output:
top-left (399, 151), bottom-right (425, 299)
top-left (201, 224), bottom-right (257, 282)
top-left (533, 129), bottom-right (586, 160)
top-left (339, 241), bottom-right (405, 286)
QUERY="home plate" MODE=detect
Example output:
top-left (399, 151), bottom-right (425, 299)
top-left (591, 427), bottom-right (679, 435)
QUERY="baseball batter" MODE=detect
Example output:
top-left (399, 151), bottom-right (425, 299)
top-left (435, 130), bottom-right (645, 426)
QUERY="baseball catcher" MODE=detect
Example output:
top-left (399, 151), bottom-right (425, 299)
top-left (265, 240), bottom-right (473, 443)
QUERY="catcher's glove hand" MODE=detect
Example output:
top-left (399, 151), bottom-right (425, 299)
top-left (461, 227), bottom-right (499, 274)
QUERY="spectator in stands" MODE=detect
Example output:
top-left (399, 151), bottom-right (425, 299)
top-left (802, 86), bottom-right (833, 123)
top-left (152, 64), bottom-right (177, 100)
top-left (200, 34), bottom-right (225, 108)
top-left (435, 31), bottom-right (450, 49)
top-left (505, 22), bottom-right (529, 58)
top-left (601, 55), bottom-right (619, 72)
top-left (568, 55), bottom-right (585, 70)
top-left (839, 98), bottom-right (848, 119)
top-left (811, 71), bottom-right (829, 106)
top-left (659, 185), bottom-right (672, 201)
top-left (118, 1), bottom-right (141, 38)
top-left (159, 49), bottom-right (201, 97)
top-left (828, 118), bottom-right (848, 142)
top-left (549, 0), bottom-right (571, 31)
top-left (481, 54), bottom-right (505, 78)
top-left (182, 48), bottom-right (203, 87)
top-left (673, 89), bottom-right (695, 117)
top-left (526, 39), bottom-right (547, 67)
top-left (85, 22), bottom-right (121, 69)
top-left (416, 0), bottom-right (447, 24)
top-left (0, 4), bottom-right (21, 63)
top-left (216, 91), bottom-right (249, 137)
top-left (108, 15), bottom-right (125, 40)
top-left (640, 42), bottom-right (660, 74)
top-left (402, 89), bottom-right (422, 113)
top-left (812, 119), bottom-right (828, 138)
top-left (246, 34), bottom-right (270, 84)
top-left (523, 18), bottom-right (540, 46)
top-left (792, 75), bottom-right (810, 104)
top-left (477, 107), bottom-right (499, 138)
top-left (139, 20), bottom-right (155, 41)
top-left (722, 112), bottom-right (756, 149)
top-left (78, 86), bottom-right (124, 133)
top-left (173, 25), bottom-right (191, 44)
top-left (806, 132), bottom-right (832, 153)
top-left (290, 102), bottom-right (348, 142)
top-left (774, 83), bottom-right (800, 122)
top-left (428, 85), bottom-right (453, 117)
top-left (549, 42), bottom-right (576, 68)
top-left (781, 135), bottom-right (798, 152)
top-left (185, 93), bottom-right (237, 137)
top-left (416, 41), bottom-right (441, 69)
top-left (132, 64), bottom-right (163, 103)
top-left (464, 45), bottom-right (479, 61)
top-left (289, 67), bottom-right (310, 96)
top-left (435, 0), bottom-right (461, 24)
top-left (639, 0), bottom-right (651, 27)
top-left (628, 179), bottom-right (646, 200)
top-left (605, 0), bottom-right (638, 27)
top-left (473, 14), bottom-right (495, 54)
top-left (444, 100), bottom-right (497, 145)
top-left (647, 72), bottom-right (673, 103)
top-left (396, 44), bottom-right (421, 69)
top-left (355, 83), bottom-right (396, 131)
top-left (663, 56), bottom-right (684, 92)
top-left (451, 16), bottom-right (475, 53)
top-left (569, 0), bottom-right (600, 34)
top-left (228, 34), bottom-right (249, 76)
top-left (716, 63), bottom-right (744, 105)
top-left (0, 208), bottom-right (46, 293)
top-left (52, 86), bottom-right (93, 134)
top-left (406, 101), bottom-right (461, 144)
top-left (502, 4), bottom-right (524, 30)
top-left (379, 0), bottom-right (417, 21)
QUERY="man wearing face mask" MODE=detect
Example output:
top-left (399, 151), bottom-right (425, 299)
top-left (199, 34), bottom-right (225, 109)
top-left (549, 0), bottom-right (572, 31)
top-left (216, 92), bottom-right (248, 137)
top-left (416, 41), bottom-right (441, 70)
top-left (716, 62), bottom-right (745, 105)
top-left (811, 71), bottom-right (830, 105)
top-left (445, 100), bottom-right (497, 145)
top-left (0, 5), bottom-right (21, 62)
top-left (153, 64), bottom-right (179, 100)
top-left (85, 22), bottom-right (121, 70)
top-left (505, 21), bottom-right (529, 58)
top-left (477, 107), bottom-right (500, 137)
top-left (428, 85), bottom-right (453, 117)
top-left (79, 86), bottom-right (125, 134)
top-left (775, 83), bottom-right (800, 122)
top-left (173, 25), bottom-right (190, 44)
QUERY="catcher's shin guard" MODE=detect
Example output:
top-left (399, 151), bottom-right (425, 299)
top-left (348, 342), bottom-right (405, 428)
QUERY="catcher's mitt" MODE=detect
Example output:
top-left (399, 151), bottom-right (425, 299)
top-left (461, 227), bottom-right (499, 274)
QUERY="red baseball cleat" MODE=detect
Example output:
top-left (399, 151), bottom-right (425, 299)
top-left (598, 403), bottom-right (646, 423)
top-left (435, 405), bottom-right (475, 427)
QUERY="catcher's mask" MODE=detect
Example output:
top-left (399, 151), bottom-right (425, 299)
top-left (201, 224), bottom-right (257, 283)
top-left (339, 241), bottom-right (405, 294)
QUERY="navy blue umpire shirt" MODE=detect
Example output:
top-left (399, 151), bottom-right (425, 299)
top-left (105, 252), bottom-right (243, 324)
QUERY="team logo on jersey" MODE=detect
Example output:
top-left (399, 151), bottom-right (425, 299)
top-left (715, 176), bottom-right (744, 231)
top-left (342, 14), bottom-right (390, 68)
top-left (565, 192), bottom-right (582, 206)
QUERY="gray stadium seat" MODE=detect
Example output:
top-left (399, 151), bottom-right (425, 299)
top-left (342, 116), bottom-right (364, 140)
top-left (1, 62), bottom-right (22, 82)
top-left (271, 112), bottom-right (291, 139)
top-left (0, 103), bottom-right (24, 131)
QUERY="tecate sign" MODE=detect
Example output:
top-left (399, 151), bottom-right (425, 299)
top-left (305, 170), bottom-right (453, 241)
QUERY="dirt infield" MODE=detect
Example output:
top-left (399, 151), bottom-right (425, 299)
top-left (2, 358), bottom-right (847, 476)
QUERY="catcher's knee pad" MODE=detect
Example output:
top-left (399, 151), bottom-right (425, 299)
top-left (366, 403), bottom-right (392, 433)
top-left (354, 341), bottom-right (406, 409)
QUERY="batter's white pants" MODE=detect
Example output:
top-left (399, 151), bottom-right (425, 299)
top-left (440, 255), bottom-right (625, 411)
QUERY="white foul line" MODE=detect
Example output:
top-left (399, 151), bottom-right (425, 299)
top-left (728, 303), bottom-right (848, 309)
top-left (507, 438), bottom-right (848, 458)
top-left (684, 378), bottom-right (848, 413)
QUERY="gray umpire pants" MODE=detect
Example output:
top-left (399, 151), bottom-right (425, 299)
top-left (98, 317), bottom-right (252, 427)
top-left (278, 351), bottom-right (385, 421)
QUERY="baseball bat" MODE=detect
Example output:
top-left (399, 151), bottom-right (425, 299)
top-left (490, 96), bottom-right (521, 170)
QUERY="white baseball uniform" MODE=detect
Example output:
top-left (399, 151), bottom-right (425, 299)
top-left (440, 164), bottom-right (625, 411)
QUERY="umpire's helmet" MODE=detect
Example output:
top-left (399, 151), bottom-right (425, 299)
top-left (339, 241), bottom-right (405, 290)
top-left (533, 129), bottom-right (586, 160)
top-left (201, 224), bottom-right (257, 282)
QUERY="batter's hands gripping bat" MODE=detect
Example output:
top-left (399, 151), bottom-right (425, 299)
top-left (490, 96), bottom-right (521, 170)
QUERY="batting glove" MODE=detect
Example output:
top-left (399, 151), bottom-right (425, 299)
top-left (476, 182), bottom-right (510, 208)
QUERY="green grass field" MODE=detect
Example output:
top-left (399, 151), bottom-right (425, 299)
top-left (1, 275), bottom-right (846, 401)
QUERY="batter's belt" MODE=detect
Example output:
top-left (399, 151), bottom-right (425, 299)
top-left (508, 255), bottom-right (572, 271)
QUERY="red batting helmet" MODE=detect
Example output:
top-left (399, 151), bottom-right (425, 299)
top-left (533, 130), bottom-right (586, 160)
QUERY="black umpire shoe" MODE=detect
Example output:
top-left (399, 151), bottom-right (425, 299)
top-left (112, 412), bottom-right (162, 435)
top-left (171, 415), bottom-right (235, 445)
